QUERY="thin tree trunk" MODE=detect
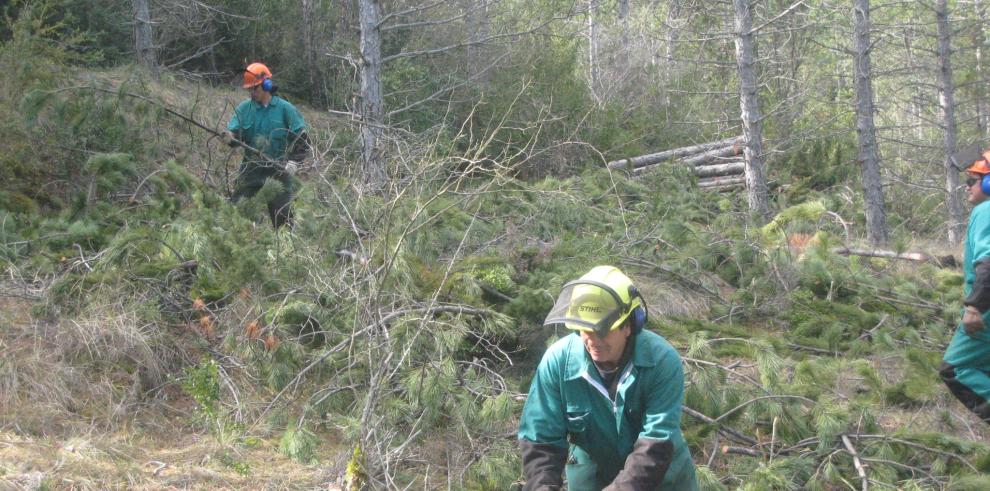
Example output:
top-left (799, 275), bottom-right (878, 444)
top-left (588, 0), bottom-right (600, 102)
top-left (977, 0), bottom-right (988, 137)
top-left (302, 0), bottom-right (323, 104)
top-left (465, 0), bottom-right (491, 84)
top-left (618, 0), bottom-right (629, 48)
top-left (852, 0), bottom-right (889, 246)
top-left (936, 0), bottom-right (964, 244)
top-left (359, 0), bottom-right (387, 189)
top-left (132, 0), bottom-right (157, 77)
top-left (733, 0), bottom-right (772, 223)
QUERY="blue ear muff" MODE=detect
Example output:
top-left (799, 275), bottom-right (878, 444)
top-left (632, 306), bottom-right (646, 334)
top-left (981, 174), bottom-right (990, 196)
top-left (261, 78), bottom-right (273, 92)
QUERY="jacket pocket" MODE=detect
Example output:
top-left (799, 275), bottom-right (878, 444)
top-left (565, 408), bottom-right (589, 444)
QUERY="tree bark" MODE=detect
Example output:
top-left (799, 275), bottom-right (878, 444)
top-left (681, 145), bottom-right (743, 167)
top-left (977, 0), bottom-right (989, 138)
top-left (132, 0), bottom-right (158, 77)
top-left (694, 160), bottom-right (745, 178)
top-left (359, 0), bottom-right (387, 189)
top-left (852, 0), bottom-right (889, 246)
top-left (733, 0), bottom-right (772, 223)
top-left (607, 136), bottom-right (743, 169)
top-left (588, 0), bottom-right (601, 102)
top-left (936, 0), bottom-right (965, 244)
top-left (302, 0), bottom-right (323, 104)
top-left (698, 175), bottom-right (746, 188)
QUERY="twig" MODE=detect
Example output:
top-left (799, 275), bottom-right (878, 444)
top-left (841, 434), bottom-right (869, 491)
top-left (682, 405), bottom-right (758, 446)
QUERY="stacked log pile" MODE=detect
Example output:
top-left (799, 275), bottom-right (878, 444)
top-left (606, 136), bottom-right (747, 191)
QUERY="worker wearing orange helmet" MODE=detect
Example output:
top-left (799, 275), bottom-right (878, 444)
top-left (941, 150), bottom-right (990, 425)
top-left (226, 62), bottom-right (309, 228)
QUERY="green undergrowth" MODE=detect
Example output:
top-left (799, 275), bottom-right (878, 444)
top-left (2, 36), bottom-right (985, 489)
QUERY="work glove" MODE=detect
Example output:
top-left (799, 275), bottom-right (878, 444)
top-left (963, 305), bottom-right (986, 336)
top-left (282, 160), bottom-right (299, 177)
top-left (224, 131), bottom-right (240, 147)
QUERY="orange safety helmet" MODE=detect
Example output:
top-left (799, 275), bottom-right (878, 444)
top-left (967, 150), bottom-right (990, 175)
top-left (243, 62), bottom-right (272, 89)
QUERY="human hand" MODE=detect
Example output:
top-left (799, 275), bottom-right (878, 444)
top-left (283, 160), bottom-right (299, 176)
top-left (963, 305), bottom-right (986, 335)
top-left (224, 131), bottom-right (240, 147)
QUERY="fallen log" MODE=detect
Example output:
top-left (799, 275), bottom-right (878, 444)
top-left (608, 136), bottom-right (744, 170)
top-left (694, 160), bottom-right (745, 178)
top-left (698, 175), bottom-right (745, 188)
top-left (680, 145), bottom-right (744, 167)
top-left (832, 247), bottom-right (957, 267)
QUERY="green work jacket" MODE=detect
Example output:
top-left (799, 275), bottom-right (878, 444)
top-left (519, 330), bottom-right (696, 490)
top-left (957, 199), bottom-right (990, 344)
top-left (227, 96), bottom-right (307, 186)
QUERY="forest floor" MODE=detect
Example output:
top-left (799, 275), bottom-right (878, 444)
top-left (0, 296), bottom-right (346, 491)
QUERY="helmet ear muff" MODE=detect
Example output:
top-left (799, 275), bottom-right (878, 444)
top-left (261, 77), bottom-right (273, 92)
top-left (632, 306), bottom-right (646, 334)
top-left (627, 284), bottom-right (648, 334)
top-left (981, 174), bottom-right (990, 196)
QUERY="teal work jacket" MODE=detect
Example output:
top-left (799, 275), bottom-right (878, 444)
top-left (519, 330), bottom-right (696, 490)
top-left (953, 199), bottom-right (990, 348)
top-left (227, 96), bottom-right (307, 186)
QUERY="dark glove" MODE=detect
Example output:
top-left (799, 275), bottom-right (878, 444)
top-left (964, 305), bottom-right (986, 335)
top-left (519, 440), bottom-right (566, 491)
top-left (225, 131), bottom-right (241, 147)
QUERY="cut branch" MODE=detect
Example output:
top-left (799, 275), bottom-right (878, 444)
top-left (607, 136), bottom-right (744, 169)
top-left (832, 247), bottom-right (957, 267)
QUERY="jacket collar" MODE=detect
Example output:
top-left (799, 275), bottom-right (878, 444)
top-left (562, 331), bottom-right (661, 381)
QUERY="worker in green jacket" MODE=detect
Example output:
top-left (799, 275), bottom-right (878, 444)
top-left (941, 150), bottom-right (990, 424)
top-left (518, 266), bottom-right (697, 490)
top-left (226, 62), bottom-right (309, 229)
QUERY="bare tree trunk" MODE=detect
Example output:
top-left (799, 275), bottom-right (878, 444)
top-left (852, 0), bottom-right (889, 246)
top-left (936, 0), bottom-right (965, 244)
top-left (977, 0), bottom-right (989, 137)
top-left (359, 0), bottom-right (387, 189)
top-left (618, 0), bottom-right (629, 49)
top-left (588, 0), bottom-right (600, 102)
top-left (732, 0), bottom-right (772, 223)
top-left (465, 0), bottom-right (491, 84)
top-left (132, 0), bottom-right (158, 77)
top-left (302, 0), bottom-right (323, 104)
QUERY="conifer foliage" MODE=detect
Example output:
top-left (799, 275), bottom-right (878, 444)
top-left (3, 1), bottom-right (990, 490)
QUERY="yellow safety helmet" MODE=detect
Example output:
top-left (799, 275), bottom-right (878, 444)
top-left (543, 266), bottom-right (645, 336)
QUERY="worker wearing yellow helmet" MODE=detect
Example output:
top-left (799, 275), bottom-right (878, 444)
top-left (518, 266), bottom-right (697, 490)
top-left (941, 150), bottom-right (990, 426)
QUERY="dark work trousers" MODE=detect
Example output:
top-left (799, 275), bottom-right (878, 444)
top-left (940, 325), bottom-right (990, 423)
top-left (231, 174), bottom-right (294, 229)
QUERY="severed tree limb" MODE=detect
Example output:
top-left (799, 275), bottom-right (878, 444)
top-left (832, 247), bottom-right (957, 267)
top-left (607, 136), bottom-right (744, 169)
top-left (841, 434), bottom-right (869, 491)
top-left (698, 176), bottom-right (746, 188)
top-left (683, 405), bottom-right (758, 446)
top-left (693, 160), bottom-right (745, 178)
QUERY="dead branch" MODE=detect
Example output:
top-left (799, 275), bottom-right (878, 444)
top-left (607, 136), bottom-right (744, 169)
top-left (832, 247), bottom-right (956, 267)
top-left (841, 434), bottom-right (869, 491)
top-left (698, 176), bottom-right (746, 188)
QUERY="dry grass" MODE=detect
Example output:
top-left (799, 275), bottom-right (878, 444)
top-left (0, 428), bottom-right (336, 490)
top-left (0, 296), bottom-right (347, 490)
